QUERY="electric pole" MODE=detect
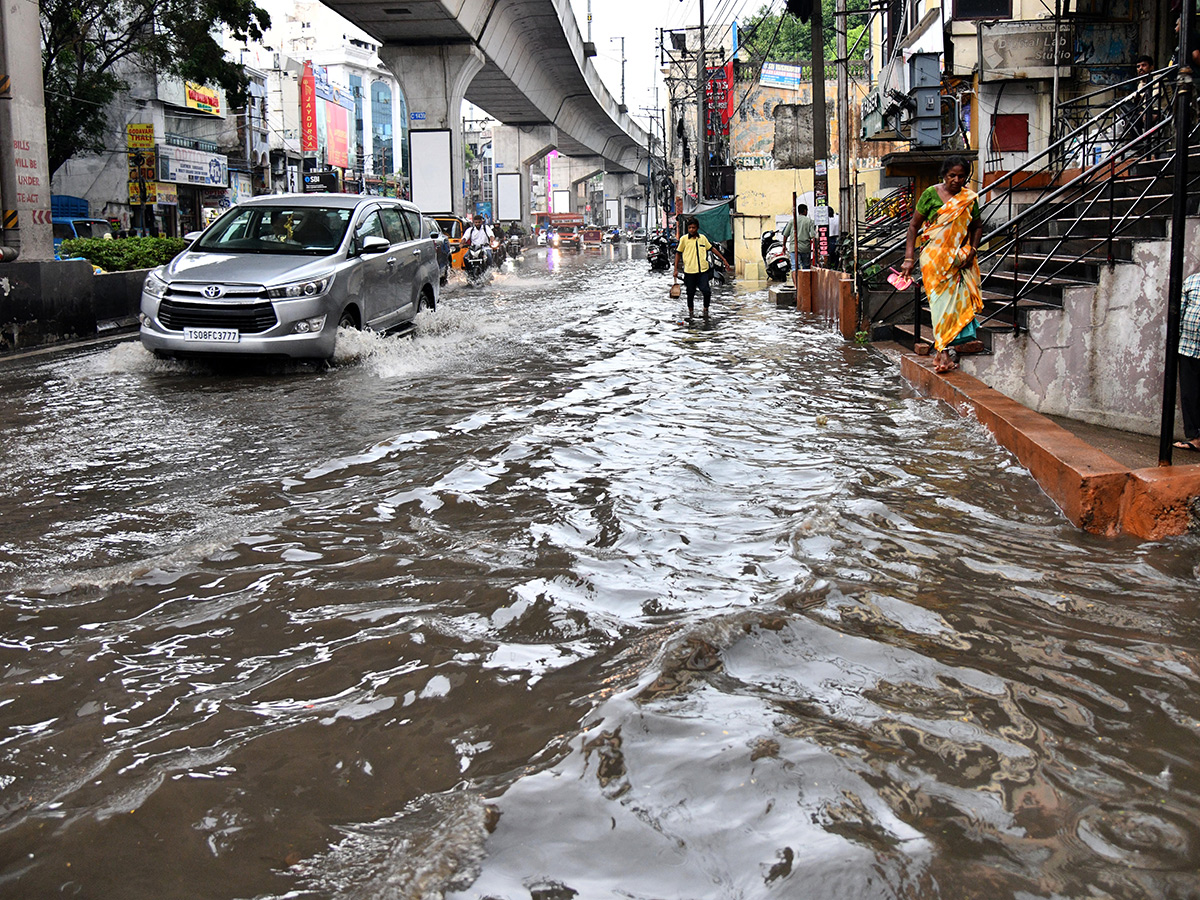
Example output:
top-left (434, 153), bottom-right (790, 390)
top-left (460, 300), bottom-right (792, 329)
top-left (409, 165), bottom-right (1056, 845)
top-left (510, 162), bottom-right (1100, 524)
top-left (611, 37), bottom-right (626, 109)
top-left (697, 0), bottom-right (707, 201)
top-left (836, 0), bottom-right (851, 236)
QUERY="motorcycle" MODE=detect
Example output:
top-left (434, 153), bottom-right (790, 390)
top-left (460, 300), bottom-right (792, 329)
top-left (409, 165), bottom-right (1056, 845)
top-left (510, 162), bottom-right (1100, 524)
top-left (760, 230), bottom-right (790, 282)
top-left (707, 248), bottom-right (728, 285)
top-left (491, 237), bottom-right (507, 266)
top-left (505, 233), bottom-right (523, 260)
top-left (647, 231), bottom-right (676, 271)
top-left (464, 244), bottom-right (490, 286)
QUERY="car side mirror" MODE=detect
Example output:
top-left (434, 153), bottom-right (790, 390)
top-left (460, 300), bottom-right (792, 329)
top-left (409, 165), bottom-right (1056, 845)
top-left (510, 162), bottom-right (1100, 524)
top-left (183, 231), bottom-right (203, 242)
top-left (360, 235), bottom-right (389, 255)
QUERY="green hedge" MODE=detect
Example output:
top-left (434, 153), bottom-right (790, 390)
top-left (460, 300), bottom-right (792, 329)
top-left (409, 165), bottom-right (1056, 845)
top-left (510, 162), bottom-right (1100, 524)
top-left (59, 236), bottom-right (189, 272)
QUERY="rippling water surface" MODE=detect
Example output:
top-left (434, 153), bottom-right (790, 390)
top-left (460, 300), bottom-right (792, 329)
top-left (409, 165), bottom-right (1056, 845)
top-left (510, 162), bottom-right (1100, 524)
top-left (2, 246), bottom-right (1199, 899)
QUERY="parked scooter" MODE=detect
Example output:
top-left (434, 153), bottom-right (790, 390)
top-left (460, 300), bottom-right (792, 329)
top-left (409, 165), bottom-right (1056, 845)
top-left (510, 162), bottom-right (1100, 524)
top-left (707, 248), bottom-right (729, 285)
top-left (647, 230), bottom-right (676, 271)
top-left (760, 230), bottom-right (791, 282)
top-left (464, 244), bottom-right (490, 286)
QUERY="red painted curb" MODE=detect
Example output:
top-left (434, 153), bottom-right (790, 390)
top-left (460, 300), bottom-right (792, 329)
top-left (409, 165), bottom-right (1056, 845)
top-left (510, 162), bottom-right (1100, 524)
top-left (900, 353), bottom-right (1199, 539)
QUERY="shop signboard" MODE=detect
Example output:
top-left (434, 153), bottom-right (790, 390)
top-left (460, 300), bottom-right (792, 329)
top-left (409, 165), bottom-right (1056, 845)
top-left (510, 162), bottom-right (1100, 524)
top-left (158, 146), bottom-right (228, 186)
top-left (156, 183), bottom-right (178, 206)
top-left (128, 150), bottom-right (156, 183)
top-left (126, 123), bottom-right (155, 149)
top-left (303, 169), bottom-right (339, 193)
top-left (325, 102), bottom-right (350, 169)
top-left (760, 61), bottom-right (807, 91)
top-left (128, 181), bottom-right (157, 204)
top-left (301, 62), bottom-right (318, 153)
top-left (185, 81), bottom-right (222, 116)
top-left (980, 21), bottom-right (1072, 80)
top-left (232, 172), bottom-right (254, 204)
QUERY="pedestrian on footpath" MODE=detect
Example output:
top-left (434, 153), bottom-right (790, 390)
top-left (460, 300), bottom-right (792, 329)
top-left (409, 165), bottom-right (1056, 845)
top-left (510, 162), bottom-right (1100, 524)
top-left (900, 155), bottom-right (983, 374)
top-left (673, 216), bottom-right (729, 321)
top-left (827, 206), bottom-right (841, 269)
top-left (1176, 270), bottom-right (1200, 452)
top-left (782, 203), bottom-right (815, 294)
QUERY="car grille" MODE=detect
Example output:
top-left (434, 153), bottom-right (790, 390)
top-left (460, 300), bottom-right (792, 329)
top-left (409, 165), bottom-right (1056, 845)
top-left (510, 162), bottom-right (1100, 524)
top-left (157, 299), bottom-right (278, 334)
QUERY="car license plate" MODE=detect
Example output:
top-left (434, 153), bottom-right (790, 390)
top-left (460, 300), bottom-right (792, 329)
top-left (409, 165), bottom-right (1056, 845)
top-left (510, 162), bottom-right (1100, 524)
top-left (183, 327), bottom-right (240, 343)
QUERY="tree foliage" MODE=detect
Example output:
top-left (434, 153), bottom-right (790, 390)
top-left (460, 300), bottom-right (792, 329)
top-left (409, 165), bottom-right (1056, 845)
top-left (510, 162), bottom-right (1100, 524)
top-left (739, 0), bottom-right (870, 69)
top-left (41, 0), bottom-right (270, 174)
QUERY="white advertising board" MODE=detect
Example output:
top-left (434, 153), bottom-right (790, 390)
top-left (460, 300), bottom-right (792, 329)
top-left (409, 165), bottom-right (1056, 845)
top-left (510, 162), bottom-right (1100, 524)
top-left (605, 198), bottom-right (620, 226)
top-left (552, 189), bottom-right (571, 214)
top-left (410, 129), bottom-right (453, 214)
top-left (496, 172), bottom-right (522, 221)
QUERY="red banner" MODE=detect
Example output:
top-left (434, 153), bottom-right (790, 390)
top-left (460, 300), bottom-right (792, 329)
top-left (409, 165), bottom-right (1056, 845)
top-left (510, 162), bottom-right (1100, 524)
top-left (300, 61), bottom-right (317, 153)
top-left (325, 101), bottom-right (349, 168)
top-left (705, 61), bottom-right (735, 137)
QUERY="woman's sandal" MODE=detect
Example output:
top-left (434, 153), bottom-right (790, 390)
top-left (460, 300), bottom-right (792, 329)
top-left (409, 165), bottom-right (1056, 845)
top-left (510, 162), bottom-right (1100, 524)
top-left (1173, 439), bottom-right (1200, 452)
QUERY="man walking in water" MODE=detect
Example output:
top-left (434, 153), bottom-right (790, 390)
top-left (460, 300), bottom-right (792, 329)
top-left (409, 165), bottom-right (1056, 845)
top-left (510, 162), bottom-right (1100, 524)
top-left (673, 216), bottom-right (729, 321)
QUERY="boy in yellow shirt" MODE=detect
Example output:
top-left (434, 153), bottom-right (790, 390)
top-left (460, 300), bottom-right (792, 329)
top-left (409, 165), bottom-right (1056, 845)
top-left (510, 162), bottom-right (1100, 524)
top-left (673, 216), bottom-right (729, 320)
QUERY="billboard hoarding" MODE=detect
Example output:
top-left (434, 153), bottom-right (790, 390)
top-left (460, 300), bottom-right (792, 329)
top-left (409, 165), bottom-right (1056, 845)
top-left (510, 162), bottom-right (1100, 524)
top-left (495, 172), bottom-right (521, 221)
top-left (410, 129), bottom-right (453, 214)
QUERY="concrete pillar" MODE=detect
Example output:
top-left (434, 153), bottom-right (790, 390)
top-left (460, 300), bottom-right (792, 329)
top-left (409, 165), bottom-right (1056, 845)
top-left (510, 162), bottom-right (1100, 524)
top-left (0, 0), bottom-right (53, 260)
top-left (491, 124), bottom-right (557, 225)
top-left (377, 43), bottom-right (485, 217)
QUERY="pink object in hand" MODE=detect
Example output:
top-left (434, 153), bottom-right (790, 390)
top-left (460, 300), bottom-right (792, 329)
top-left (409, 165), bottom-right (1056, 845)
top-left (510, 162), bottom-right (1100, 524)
top-left (887, 269), bottom-right (913, 291)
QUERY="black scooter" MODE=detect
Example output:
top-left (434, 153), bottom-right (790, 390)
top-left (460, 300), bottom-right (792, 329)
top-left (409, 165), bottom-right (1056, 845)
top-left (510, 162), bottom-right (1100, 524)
top-left (647, 232), bottom-right (676, 271)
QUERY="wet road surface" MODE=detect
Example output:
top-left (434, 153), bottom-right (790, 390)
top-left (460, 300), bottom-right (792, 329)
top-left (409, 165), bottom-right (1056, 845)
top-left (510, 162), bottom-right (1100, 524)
top-left (2, 244), bottom-right (1200, 899)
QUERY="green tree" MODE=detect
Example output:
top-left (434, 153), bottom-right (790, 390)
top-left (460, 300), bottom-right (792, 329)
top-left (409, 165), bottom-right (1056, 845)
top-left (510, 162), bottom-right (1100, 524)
top-left (739, 0), bottom-right (869, 68)
top-left (41, 0), bottom-right (270, 175)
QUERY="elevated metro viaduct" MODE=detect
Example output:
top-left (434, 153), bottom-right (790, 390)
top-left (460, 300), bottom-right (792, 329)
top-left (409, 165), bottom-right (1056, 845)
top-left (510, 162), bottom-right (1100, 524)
top-left (323, 0), bottom-right (662, 218)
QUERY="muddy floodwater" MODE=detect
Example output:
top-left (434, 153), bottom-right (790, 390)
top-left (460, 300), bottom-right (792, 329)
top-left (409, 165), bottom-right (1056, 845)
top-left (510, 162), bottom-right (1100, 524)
top-left (2, 245), bottom-right (1199, 900)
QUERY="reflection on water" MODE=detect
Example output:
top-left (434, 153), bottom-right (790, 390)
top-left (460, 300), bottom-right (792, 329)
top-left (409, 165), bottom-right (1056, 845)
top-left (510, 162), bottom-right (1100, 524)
top-left (1, 246), bottom-right (1198, 899)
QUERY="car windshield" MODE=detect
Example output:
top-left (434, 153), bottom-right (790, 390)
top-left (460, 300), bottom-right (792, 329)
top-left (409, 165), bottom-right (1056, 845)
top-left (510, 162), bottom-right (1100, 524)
top-left (557, 226), bottom-right (575, 235)
top-left (194, 206), bottom-right (352, 254)
top-left (436, 219), bottom-right (463, 239)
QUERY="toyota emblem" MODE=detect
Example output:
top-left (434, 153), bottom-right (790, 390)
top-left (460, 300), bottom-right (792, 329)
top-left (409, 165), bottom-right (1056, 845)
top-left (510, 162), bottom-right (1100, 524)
top-left (202, 285), bottom-right (225, 299)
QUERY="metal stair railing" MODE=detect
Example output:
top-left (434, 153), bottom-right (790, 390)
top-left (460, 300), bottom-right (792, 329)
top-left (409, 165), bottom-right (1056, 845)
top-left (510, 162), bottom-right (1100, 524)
top-left (976, 103), bottom-right (1200, 333)
top-left (857, 67), bottom-right (1191, 344)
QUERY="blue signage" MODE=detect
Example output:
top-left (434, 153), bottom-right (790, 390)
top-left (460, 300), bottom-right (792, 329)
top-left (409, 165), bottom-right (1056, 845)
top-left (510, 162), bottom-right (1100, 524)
top-left (410, 112), bottom-right (427, 121)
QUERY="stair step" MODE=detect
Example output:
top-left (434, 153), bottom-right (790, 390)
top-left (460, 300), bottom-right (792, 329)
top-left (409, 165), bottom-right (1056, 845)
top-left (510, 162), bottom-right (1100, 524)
top-left (1048, 216), bottom-right (1168, 239)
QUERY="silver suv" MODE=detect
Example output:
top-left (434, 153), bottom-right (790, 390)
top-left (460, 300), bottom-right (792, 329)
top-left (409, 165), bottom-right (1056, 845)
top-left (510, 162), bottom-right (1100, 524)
top-left (139, 194), bottom-right (440, 359)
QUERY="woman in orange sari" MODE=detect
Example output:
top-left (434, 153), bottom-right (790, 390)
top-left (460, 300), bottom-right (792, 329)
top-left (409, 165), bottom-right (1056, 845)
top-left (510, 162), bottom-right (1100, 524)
top-left (900, 156), bottom-right (984, 374)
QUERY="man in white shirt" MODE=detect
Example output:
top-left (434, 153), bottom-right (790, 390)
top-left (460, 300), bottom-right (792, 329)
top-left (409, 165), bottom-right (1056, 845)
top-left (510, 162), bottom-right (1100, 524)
top-left (462, 214), bottom-right (494, 265)
top-left (827, 206), bottom-right (841, 269)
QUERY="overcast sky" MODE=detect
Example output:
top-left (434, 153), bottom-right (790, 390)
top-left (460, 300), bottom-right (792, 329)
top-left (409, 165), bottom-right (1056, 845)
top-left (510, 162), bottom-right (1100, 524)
top-left (568, 0), bottom-right (771, 130)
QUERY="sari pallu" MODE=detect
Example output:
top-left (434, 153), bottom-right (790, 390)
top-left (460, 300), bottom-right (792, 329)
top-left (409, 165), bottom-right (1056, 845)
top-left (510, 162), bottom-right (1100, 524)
top-left (919, 188), bottom-right (982, 352)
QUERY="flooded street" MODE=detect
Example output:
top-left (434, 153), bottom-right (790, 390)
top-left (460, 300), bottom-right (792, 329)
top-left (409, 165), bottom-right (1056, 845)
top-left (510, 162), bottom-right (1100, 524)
top-left (2, 244), bottom-right (1200, 900)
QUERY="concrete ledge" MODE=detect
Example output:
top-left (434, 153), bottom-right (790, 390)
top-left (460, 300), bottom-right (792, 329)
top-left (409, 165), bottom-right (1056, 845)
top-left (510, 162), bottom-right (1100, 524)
top-left (900, 352), bottom-right (1199, 538)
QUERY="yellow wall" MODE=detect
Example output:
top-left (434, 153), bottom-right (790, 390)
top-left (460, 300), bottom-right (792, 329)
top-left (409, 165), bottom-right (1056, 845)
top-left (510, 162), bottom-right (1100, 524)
top-left (733, 168), bottom-right (888, 279)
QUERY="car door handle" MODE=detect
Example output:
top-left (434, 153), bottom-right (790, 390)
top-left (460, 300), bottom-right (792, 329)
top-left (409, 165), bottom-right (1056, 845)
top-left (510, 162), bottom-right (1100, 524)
top-left (412, 249), bottom-right (421, 256)
top-left (386, 257), bottom-right (396, 267)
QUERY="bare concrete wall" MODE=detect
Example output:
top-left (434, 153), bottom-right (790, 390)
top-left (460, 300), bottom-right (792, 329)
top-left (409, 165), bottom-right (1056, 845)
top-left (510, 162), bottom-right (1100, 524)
top-left (0, 263), bottom-right (147, 353)
top-left (963, 217), bottom-right (1200, 437)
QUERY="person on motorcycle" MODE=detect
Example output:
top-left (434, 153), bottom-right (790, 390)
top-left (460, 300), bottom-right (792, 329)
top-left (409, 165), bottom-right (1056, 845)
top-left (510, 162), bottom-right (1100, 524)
top-left (462, 215), bottom-right (494, 266)
top-left (673, 216), bottom-right (729, 321)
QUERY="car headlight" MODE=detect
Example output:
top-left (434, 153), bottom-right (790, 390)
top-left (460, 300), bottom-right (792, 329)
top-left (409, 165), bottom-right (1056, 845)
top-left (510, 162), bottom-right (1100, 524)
top-left (143, 269), bottom-right (169, 298)
top-left (266, 277), bottom-right (331, 299)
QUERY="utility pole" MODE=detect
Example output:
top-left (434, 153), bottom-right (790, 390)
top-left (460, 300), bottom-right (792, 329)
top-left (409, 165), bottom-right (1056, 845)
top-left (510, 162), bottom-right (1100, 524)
top-left (836, 0), bottom-right (851, 240)
top-left (611, 37), bottom-right (626, 110)
top-left (697, 0), bottom-right (707, 201)
top-left (1159, 0), bottom-right (1195, 465)
top-left (812, 4), bottom-right (829, 265)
